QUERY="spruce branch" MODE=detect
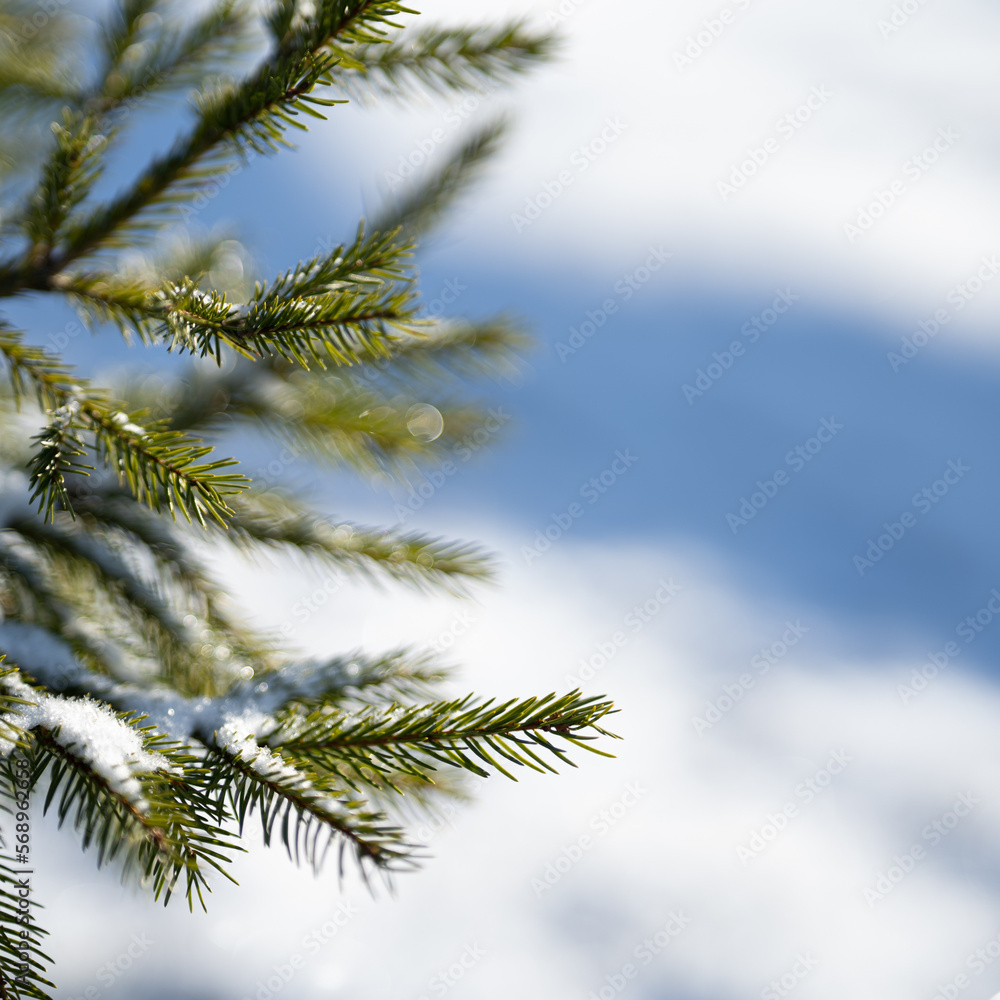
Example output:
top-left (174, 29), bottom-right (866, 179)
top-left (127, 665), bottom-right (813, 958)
top-left (5, 517), bottom-right (214, 696)
top-left (0, 327), bottom-right (248, 525)
top-left (65, 490), bottom-right (280, 688)
top-left (118, 317), bottom-right (524, 462)
top-left (155, 276), bottom-right (423, 368)
top-left (203, 742), bottom-right (411, 876)
top-left (0, 325), bottom-right (90, 413)
top-left (46, 228), bottom-right (420, 370)
top-left (29, 2), bottom-right (413, 268)
top-left (58, 50), bottom-right (345, 263)
top-left (274, 0), bottom-right (412, 56)
top-left (91, 0), bottom-right (253, 117)
top-left (86, 409), bottom-right (248, 527)
top-left (256, 225), bottom-right (416, 301)
top-left (26, 419), bottom-right (92, 523)
top-left (265, 0), bottom-right (298, 47)
top-left (0, 539), bottom-right (126, 681)
top-left (54, 269), bottom-right (165, 342)
top-left (0, 671), bottom-right (239, 909)
top-left (244, 385), bottom-right (485, 476)
top-left (32, 726), bottom-right (168, 860)
top-left (382, 315), bottom-right (530, 383)
top-left (338, 20), bottom-right (557, 99)
top-left (244, 649), bottom-right (448, 707)
top-left (237, 655), bottom-right (454, 806)
top-left (20, 111), bottom-right (106, 259)
top-left (33, 729), bottom-right (239, 910)
top-left (0, 0), bottom-right (619, 969)
top-left (0, 668), bottom-right (40, 749)
top-left (0, 4), bottom-right (80, 107)
top-left (223, 490), bottom-right (495, 592)
top-left (69, 489), bottom-right (210, 591)
top-left (272, 691), bottom-right (620, 783)
top-left (145, 224), bottom-right (423, 367)
top-left (130, 353), bottom-right (502, 481)
top-left (98, 0), bottom-right (162, 77)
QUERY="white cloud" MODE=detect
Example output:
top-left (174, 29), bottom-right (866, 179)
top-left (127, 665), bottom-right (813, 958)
top-left (39, 532), bottom-right (1000, 999)
top-left (310, 0), bottom-right (1000, 348)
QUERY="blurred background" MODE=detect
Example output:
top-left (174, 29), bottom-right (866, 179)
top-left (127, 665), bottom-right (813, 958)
top-left (22, 0), bottom-right (1000, 997)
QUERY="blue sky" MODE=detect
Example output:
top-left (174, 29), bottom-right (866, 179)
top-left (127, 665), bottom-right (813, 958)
top-left (25, 0), bottom-right (1000, 998)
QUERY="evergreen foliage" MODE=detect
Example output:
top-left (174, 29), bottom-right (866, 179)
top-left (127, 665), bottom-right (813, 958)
top-left (0, 1), bottom-right (617, 995)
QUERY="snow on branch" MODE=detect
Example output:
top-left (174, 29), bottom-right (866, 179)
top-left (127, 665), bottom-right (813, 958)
top-left (0, 672), bottom-right (170, 809)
